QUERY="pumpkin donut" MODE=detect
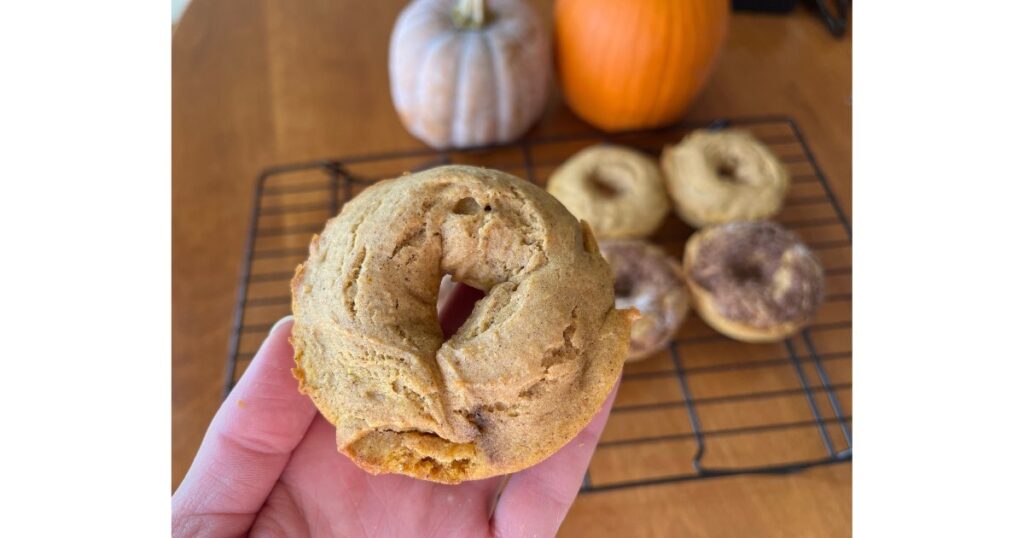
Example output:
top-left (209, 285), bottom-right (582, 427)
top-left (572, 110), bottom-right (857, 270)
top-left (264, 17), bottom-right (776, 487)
top-left (599, 240), bottom-right (689, 362)
top-left (546, 145), bottom-right (670, 238)
top-left (290, 165), bottom-right (632, 483)
top-left (682, 221), bottom-right (824, 343)
top-left (662, 129), bottom-right (789, 228)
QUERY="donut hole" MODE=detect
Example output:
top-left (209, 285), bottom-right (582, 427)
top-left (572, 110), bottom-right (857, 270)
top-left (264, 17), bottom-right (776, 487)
top-left (590, 176), bottom-right (620, 198)
top-left (436, 275), bottom-right (486, 338)
top-left (613, 277), bottom-right (634, 298)
top-left (729, 262), bottom-right (767, 284)
top-left (588, 167), bottom-right (627, 198)
top-left (453, 197), bottom-right (482, 215)
top-left (714, 158), bottom-right (741, 184)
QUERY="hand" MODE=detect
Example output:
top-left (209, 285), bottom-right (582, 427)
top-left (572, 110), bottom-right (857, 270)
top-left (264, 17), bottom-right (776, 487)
top-left (172, 284), bottom-right (619, 537)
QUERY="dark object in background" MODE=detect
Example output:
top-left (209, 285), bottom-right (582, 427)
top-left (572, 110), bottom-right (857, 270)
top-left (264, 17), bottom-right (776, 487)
top-left (733, 0), bottom-right (849, 38)
top-left (732, 0), bottom-right (798, 12)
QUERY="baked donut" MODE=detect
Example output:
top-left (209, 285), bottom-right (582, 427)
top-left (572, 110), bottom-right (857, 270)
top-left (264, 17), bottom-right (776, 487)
top-left (600, 240), bottom-right (689, 361)
top-left (661, 129), bottom-right (789, 228)
top-left (290, 165), bottom-right (632, 483)
top-left (547, 145), bottom-right (669, 238)
top-left (682, 221), bottom-right (824, 343)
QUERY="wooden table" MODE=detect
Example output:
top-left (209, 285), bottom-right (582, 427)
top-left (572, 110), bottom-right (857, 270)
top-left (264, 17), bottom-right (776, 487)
top-left (173, 1), bottom-right (851, 535)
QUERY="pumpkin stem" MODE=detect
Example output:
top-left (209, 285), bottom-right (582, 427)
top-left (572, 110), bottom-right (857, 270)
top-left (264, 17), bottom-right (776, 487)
top-left (452, 0), bottom-right (488, 30)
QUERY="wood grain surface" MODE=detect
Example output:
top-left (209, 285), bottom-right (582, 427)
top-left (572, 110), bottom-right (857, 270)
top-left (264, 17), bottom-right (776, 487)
top-left (173, 1), bottom-right (851, 535)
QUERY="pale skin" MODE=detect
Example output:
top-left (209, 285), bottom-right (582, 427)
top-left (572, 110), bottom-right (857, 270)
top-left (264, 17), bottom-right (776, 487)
top-left (172, 284), bottom-right (620, 537)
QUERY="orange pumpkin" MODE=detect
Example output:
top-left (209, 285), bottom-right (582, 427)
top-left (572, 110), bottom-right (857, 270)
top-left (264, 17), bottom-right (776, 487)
top-left (555, 0), bottom-right (730, 131)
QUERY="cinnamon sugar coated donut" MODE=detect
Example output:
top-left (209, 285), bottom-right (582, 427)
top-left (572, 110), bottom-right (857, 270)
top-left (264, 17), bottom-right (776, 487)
top-left (547, 145), bottom-right (669, 238)
top-left (683, 221), bottom-right (824, 343)
top-left (662, 129), bottom-right (789, 228)
top-left (600, 240), bottom-right (689, 361)
top-left (290, 165), bottom-right (632, 483)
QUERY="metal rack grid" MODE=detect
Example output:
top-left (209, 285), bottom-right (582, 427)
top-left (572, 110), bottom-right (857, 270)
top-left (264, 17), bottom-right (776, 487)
top-left (225, 116), bottom-right (852, 493)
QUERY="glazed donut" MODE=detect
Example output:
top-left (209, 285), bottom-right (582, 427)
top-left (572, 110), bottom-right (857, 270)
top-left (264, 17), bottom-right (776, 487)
top-left (682, 221), bottom-right (824, 343)
top-left (290, 165), bottom-right (632, 483)
top-left (661, 129), bottom-right (789, 228)
top-left (600, 240), bottom-right (689, 361)
top-left (547, 145), bottom-right (669, 238)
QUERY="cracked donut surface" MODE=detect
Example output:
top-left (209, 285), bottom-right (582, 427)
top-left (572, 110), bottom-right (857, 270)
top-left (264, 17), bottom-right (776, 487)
top-left (290, 165), bottom-right (632, 483)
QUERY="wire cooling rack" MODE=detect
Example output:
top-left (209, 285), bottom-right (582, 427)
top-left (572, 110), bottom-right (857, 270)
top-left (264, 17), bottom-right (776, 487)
top-left (225, 116), bottom-right (852, 492)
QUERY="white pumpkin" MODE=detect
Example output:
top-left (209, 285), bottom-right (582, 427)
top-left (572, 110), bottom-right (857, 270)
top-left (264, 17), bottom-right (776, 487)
top-left (389, 0), bottom-right (551, 148)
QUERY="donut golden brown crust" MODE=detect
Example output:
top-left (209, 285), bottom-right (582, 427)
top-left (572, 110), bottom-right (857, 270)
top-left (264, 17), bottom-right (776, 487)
top-left (662, 129), bottom-right (789, 228)
top-left (290, 165), bottom-right (632, 483)
top-left (682, 221), bottom-right (824, 343)
top-left (599, 240), bottom-right (689, 361)
top-left (547, 145), bottom-right (669, 238)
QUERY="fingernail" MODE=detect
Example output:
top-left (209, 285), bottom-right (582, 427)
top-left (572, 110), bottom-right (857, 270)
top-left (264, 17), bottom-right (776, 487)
top-left (270, 315), bottom-right (294, 334)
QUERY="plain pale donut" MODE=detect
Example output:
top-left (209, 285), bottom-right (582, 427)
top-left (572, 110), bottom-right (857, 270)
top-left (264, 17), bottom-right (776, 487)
top-left (547, 145), bottom-right (670, 238)
top-left (290, 165), bottom-right (632, 483)
top-left (662, 129), bottom-right (789, 228)
top-left (599, 240), bottom-right (689, 361)
top-left (682, 220), bottom-right (824, 343)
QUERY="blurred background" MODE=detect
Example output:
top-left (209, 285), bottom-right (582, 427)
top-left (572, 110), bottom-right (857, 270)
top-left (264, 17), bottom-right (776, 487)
top-left (173, 0), bottom-right (851, 535)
